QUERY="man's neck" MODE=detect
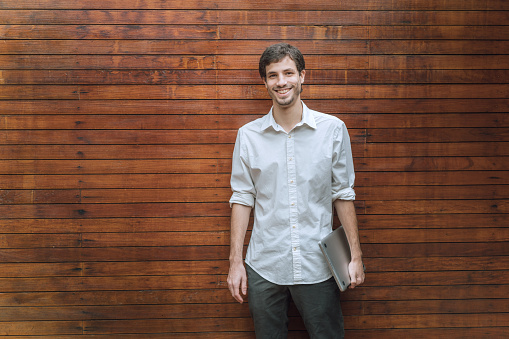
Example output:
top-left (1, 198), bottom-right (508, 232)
top-left (273, 101), bottom-right (303, 133)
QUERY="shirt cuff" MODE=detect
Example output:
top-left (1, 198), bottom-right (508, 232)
top-left (229, 192), bottom-right (255, 208)
top-left (332, 187), bottom-right (356, 201)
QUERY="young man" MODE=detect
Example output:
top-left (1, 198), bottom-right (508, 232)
top-left (227, 43), bottom-right (365, 338)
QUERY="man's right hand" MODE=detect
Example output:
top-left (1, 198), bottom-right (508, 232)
top-left (227, 261), bottom-right (248, 303)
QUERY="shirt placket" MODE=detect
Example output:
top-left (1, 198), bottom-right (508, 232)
top-left (287, 132), bottom-right (301, 283)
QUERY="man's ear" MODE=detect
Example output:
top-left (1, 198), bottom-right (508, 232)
top-left (300, 69), bottom-right (306, 84)
top-left (263, 77), bottom-right (268, 89)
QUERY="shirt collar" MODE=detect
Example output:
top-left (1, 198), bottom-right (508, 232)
top-left (260, 101), bottom-right (317, 132)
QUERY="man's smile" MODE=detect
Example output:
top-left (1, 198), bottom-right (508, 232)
top-left (275, 87), bottom-right (292, 95)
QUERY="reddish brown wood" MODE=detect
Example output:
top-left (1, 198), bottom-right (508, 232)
top-left (0, 0), bottom-right (507, 10)
top-left (3, 39), bottom-right (508, 55)
top-left (0, 1), bottom-right (507, 337)
top-left (1, 113), bottom-right (506, 130)
top-left (0, 171), bottom-right (505, 190)
top-left (3, 55), bottom-right (509, 70)
top-left (2, 84), bottom-right (507, 100)
top-left (4, 69), bottom-right (508, 85)
top-left (0, 141), bottom-right (505, 161)
top-left (346, 328), bottom-right (509, 339)
top-left (7, 24), bottom-right (506, 41)
top-left (0, 99), bottom-right (506, 114)
top-left (0, 321), bottom-right (83, 335)
top-left (3, 10), bottom-right (508, 26)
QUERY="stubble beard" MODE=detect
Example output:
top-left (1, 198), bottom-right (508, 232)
top-left (270, 82), bottom-right (302, 107)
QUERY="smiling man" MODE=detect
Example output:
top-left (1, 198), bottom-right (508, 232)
top-left (227, 43), bottom-right (365, 338)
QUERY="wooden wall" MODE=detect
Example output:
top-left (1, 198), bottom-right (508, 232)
top-left (0, 0), bottom-right (508, 337)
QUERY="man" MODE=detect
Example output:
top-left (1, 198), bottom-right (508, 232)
top-left (227, 43), bottom-right (365, 338)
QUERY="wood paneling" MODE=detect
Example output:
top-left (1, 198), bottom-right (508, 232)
top-left (0, 0), bottom-right (507, 337)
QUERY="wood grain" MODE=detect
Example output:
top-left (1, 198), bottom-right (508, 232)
top-left (4, 69), bottom-right (508, 85)
top-left (2, 40), bottom-right (507, 55)
top-left (4, 24), bottom-right (507, 40)
top-left (2, 112), bottom-right (506, 130)
top-left (3, 10), bottom-right (508, 26)
top-left (2, 55), bottom-right (508, 70)
top-left (1, 99), bottom-right (506, 114)
top-left (0, 1), bottom-right (507, 337)
top-left (1, 0), bottom-right (508, 10)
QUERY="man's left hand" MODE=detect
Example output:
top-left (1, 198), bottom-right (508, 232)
top-left (348, 260), bottom-right (365, 289)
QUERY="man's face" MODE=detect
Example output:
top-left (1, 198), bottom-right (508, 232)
top-left (263, 56), bottom-right (305, 108)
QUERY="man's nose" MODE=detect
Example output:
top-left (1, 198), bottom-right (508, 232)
top-left (276, 75), bottom-right (287, 87)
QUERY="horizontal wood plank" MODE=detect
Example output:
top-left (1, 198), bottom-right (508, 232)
top-left (2, 84), bottom-right (508, 100)
top-left (0, 263), bottom-right (82, 277)
top-left (79, 314), bottom-right (509, 333)
top-left (0, 256), bottom-right (500, 279)
top-left (0, 142), bottom-right (507, 160)
top-left (0, 334), bottom-right (258, 339)
top-left (0, 145), bottom-right (235, 160)
top-left (1, 0), bottom-right (507, 11)
top-left (3, 69), bottom-right (508, 85)
top-left (0, 171), bottom-right (505, 190)
top-left (1, 298), bottom-right (508, 321)
top-left (2, 184), bottom-right (506, 205)
top-left (3, 10), bottom-right (508, 26)
top-left (1, 99), bottom-right (506, 114)
top-left (0, 213), bottom-right (506, 234)
top-left (367, 128), bottom-right (508, 142)
top-left (3, 25), bottom-right (508, 40)
top-left (346, 328), bottom-right (509, 339)
top-left (0, 271), bottom-right (507, 292)
top-left (1, 113), bottom-right (506, 130)
top-left (0, 242), bottom-right (506, 263)
top-left (345, 313), bottom-right (509, 330)
top-left (0, 246), bottom-right (231, 262)
top-left (0, 199), bottom-right (506, 219)
top-left (2, 55), bottom-right (509, 70)
top-left (0, 321), bottom-right (83, 335)
top-left (0, 126), bottom-right (505, 144)
top-left (1, 39), bottom-right (507, 55)
top-left (0, 157), bottom-right (505, 177)
top-left (0, 285), bottom-right (507, 308)
top-left (0, 227), bottom-right (506, 250)
top-left (0, 234), bottom-right (80, 248)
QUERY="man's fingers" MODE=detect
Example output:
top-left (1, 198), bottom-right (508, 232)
top-left (350, 275), bottom-right (363, 289)
top-left (233, 281), bottom-right (245, 303)
top-left (227, 278), bottom-right (242, 303)
top-left (233, 290), bottom-right (244, 303)
top-left (241, 276), bottom-right (247, 295)
top-left (348, 261), bottom-right (365, 289)
top-left (227, 268), bottom-right (247, 303)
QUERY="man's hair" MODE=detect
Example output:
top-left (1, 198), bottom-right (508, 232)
top-left (258, 43), bottom-right (305, 80)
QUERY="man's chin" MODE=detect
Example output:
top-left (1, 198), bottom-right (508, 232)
top-left (277, 97), bottom-right (297, 106)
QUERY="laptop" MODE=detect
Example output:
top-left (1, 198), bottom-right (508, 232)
top-left (318, 226), bottom-right (351, 292)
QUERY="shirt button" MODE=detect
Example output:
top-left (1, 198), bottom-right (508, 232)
top-left (289, 158), bottom-right (293, 161)
top-left (293, 247), bottom-right (297, 251)
top-left (288, 135), bottom-right (292, 138)
top-left (291, 203), bottom-right (295, 206)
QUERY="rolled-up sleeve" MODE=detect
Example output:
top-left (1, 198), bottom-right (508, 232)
top-left (229, 129), bottom-right (256, 208)
top-left (331, 122), bottom-right (356, 201)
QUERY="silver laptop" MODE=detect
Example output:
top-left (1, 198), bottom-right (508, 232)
top-left (318, 226), bottom-right (351, 292)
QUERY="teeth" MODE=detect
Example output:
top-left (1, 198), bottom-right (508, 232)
top-left (277, 89), bottom-right (290, 94)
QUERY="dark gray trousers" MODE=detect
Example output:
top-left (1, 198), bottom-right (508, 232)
top-left (246, 264), bottom-right (344, 339)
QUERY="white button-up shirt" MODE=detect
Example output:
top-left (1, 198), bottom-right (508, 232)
top-left (229, 102), bottom-right (356, 285)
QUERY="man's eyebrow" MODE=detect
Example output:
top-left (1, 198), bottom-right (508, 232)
top-left (267, 68), bottom-right (296, 74)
